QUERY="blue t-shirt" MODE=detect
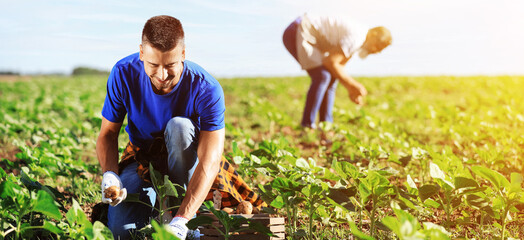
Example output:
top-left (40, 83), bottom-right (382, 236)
top-left (102, 52), bottom-right (225, 149)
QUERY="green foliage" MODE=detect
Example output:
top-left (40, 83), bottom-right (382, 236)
top-left (471, 166), bottom-right (524, 239)
top-left (2, 75), bottom-right (524, 239)
top-left (382, 203), bottom-right (451, 240)
top-left (187, 201), bottom-right (273, 240)
top-left (71, 66), bottom-right (109, 76)
top-left (125, 163), bottom-right (185, 228)
top-left (62, 198), bottom-right (113, 239)
top-left (151, 221), bottom-right (182, 240)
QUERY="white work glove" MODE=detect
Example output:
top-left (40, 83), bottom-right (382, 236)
top-left (101, 171), bottom-right (127, 206)
top-left (166, 216), bottom-right (189, 239)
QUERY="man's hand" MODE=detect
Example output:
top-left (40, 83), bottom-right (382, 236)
top-left (346, 81), bottom-right (368, 105)
top-left (101, 171), bottom-right (127, 206)
top-left (166, 216), bottom-right (189, 239)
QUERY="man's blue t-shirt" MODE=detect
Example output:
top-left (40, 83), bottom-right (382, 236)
top-left (101, 52), bottom-right (225, 149)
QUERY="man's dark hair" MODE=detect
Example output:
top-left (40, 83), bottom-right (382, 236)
top-left (142, 15), bottom-right (184, 52)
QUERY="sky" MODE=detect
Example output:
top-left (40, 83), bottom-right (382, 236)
top-left (1, 0), bottom-right (523, 77)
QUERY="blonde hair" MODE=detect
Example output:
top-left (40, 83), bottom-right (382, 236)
top-left (367, 26), bottom-right (392, 46)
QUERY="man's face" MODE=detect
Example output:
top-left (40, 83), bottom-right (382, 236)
top-left (364, 37), bottom-right (389, 54)
top-left (140, 42), bottom-right (185, 95)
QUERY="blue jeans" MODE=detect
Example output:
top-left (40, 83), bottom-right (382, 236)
top-left (283, 17), bottom-right (338, 128)
top-left (107, 117), bottom-right (199, 239)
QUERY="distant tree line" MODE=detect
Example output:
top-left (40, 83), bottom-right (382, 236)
top-left (0, 71), bottom-right (20, 75)
top-left (72, 66), bottom-right (110, 76)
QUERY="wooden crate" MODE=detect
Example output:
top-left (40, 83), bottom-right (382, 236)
top-left (198, 213), bottom-right (285, 240)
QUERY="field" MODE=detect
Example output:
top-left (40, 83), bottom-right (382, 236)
top-left (1, 74), bottom-right (523, 239)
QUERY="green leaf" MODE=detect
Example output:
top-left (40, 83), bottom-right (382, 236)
top-left (187, 215), bottom-right (214, 230)
top-left (294, 229), bottom-right (308, 237)
top-left (344, 132), bottom-right (360, 146)
top-left (42, 220), bottom-right (63, 234)
top-left (232, 141), bottom-right (243, 158)
top-left (359, 181), bottom-right (372, 203)
top-left (202, 200), bottom-right (232, 227)
top-left (333, 160), bottom-right (360, 180)
top-left (510, 173), bottom-right (523, 194)
top-left (471, 166), bottom-right (510, 191)
top-left (349, 222), bottom-right (376, 240)
top-left (20, 169), bottom-right (42, 190)
top-left (406, 175), bottom-right (418, 189)
top-left (270, 195), bottom-right (285, 208)
top-left (248, 221), bottom-right (275, 236)
top-left (0, 167), bottom-right (6, 179)
top-left (215, 210), bottom-right (231, 226)
top-left (20, 223), bottom-right (35, 238)
top-left (493, 222), bottom-right (502, 230)
top-left (33, 190), bottom-right (61, 220)
top-left (271, 177), bottom-right (302, 192)
top-left (151, 220), bottom-right (181, 240)
top-left (66, 198), bottom-right (92, 229)
top-left (418, 184), bottom-right (440, 202)
top-left (465, 194), bottom-right (490, 209)
top-left (424, 199), bottom-right (441, 209)
top-left (292, 196), bottom-right (307, 205)
top-left (398, 155), bottom-right (412, 167)
top-left (164, 175), bottom-right (179, 197)
top-left (233, 156), bottom-right (243, 165)
top-left (203, 200), bottom-right (217, 214)
top-left (92, 221), bottom-right (114, 240)
top-left (124, 193), bottom-right (142, 203)
top-left (382, 216), bottom-right (400, 234)
top-left (395, 193), bottom-right (416, 210)
top-left (295, 158), bottom-right (309, 169)
top-left (422, 222), bottom-right (451, 240)
top-left (327, 187), bottom-right (357, 209)
top-left (429, 163), bottom-right (446, 180)
top-left (367, 171), bottom-right (390, 189)
top-left (0, 180), bottom-right (22, 198)
top-left (454, 177), bottom-right (479, 190)
top-left (150, 162), bottom-right (162, 183)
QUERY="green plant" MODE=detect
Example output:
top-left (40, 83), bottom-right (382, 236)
top-left (358, 170), bottom-right (395, 237)
top-left (126, 163), bottom-right (185, 225)
top-left (266, 175), bottom-right (306, 238)
top-left (60, 198), bottom-right (113, 239)
top-left (471, 166), bottom-right (524, 239)
top-left (382, 203), bottom-right (451, 240)
top-left (416, 163), bottom-right (484, 227)
top-left (295, 158), bottom-right (331, 240)
top-left (3, 74), bottom-right (524, 239)
top-left (0, 168), bottom-right (63, 239)
top-left (301, 180), bottom-right (330, 240)
top-left (187, 201), bottom-right (273, 240)
top-left (151, 220), bottom-right (181, 240)
top-left (122, 163), bottom-right (185, 239)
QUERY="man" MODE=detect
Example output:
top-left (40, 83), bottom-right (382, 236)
top-left (96, 15), bottom-right (229, 239)
top-left (283, 13), bottom-right (392, 129)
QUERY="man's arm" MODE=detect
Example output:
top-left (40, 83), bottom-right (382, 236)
top-left (176, 128), bottom-right (225, 219)
top-left (96, 117), bottom-right (123, 173)
top-left (322, 51), bottom-right (368, 105)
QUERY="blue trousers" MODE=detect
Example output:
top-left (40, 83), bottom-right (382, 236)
top-left (107, 117), bottom-right (200, 239)
top-left (283, 17), bottom-right (338, 129)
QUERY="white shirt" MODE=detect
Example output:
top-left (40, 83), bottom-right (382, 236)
top-left (296, 13), bottom-right (368, 70)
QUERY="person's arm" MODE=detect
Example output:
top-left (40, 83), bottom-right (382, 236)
top-left (175, 128), bottom-right (225, 219)
top-left (96, 117), bottom-right (123, 173)
top-left (322, 51), bottom-right (368, 105)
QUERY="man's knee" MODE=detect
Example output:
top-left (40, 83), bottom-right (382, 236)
top-left (165, 117), bottom-right (193, 137)
top-left (164, 117), bottom-right (197, 147)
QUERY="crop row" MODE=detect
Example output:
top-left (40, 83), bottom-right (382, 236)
top-left (1, 75), bottom-right (523, 239)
